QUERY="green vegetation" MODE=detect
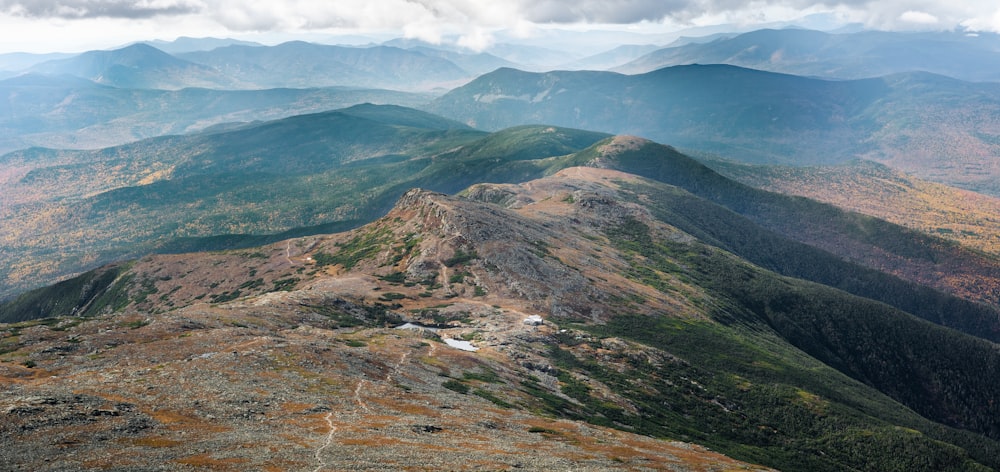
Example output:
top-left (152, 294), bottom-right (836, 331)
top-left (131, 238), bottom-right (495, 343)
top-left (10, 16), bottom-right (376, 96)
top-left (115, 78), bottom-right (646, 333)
top-left (462, 368), bottom-right (501, 383)
top-left (443, 249), bottom-right (479, 267)
top-left (379, 272), bottom-right (407, 284)
top-left (472, 389), bottom-right (512, 408)
top-left (520, 210), bottom-right (1000, 470)
top-left (586, 139), bottom-right (1000, 343)
top-left (442, 379), bottom-right (469, 394)
top-left (314, 227), bottom-right (396, 270)
top-left (527, 426), bottom-right (558, 434)
top-left (429, 64), bottom-right (1000, 196)
top-left (0, 107), bottom-right (608, 301)
top-left (0, 263), bottom-right (134, 323)
top-left (209, 291), bottom-right (242, 303)
top-left (271, 278), bottom-right (299, 292)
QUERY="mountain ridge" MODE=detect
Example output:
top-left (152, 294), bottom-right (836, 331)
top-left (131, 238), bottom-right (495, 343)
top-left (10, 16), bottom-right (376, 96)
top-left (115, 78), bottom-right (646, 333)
top-left (0, 73), bottom-right (431, 155)
top-left (426, 64), bottom-right (1000, 195)
top-left (28, 43), bottom-right (239, 90)
top-left (3, 167), bottom-right (999, 470)
top-left (615, 28), bottom-right (1000, 81)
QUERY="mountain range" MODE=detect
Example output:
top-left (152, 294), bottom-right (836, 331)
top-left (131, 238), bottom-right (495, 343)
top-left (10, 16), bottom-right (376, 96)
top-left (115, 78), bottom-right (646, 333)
top-left (22, 41), bottom-right (484, 92)
top-left (0, 73), bottom-right (429, 155)
top-left (5, 27), bottom-right (1000, 471)
top-left (0, 105), bottom-right (608, 299)
top-left (7, 103), bottom-right (1000, 338)
top-left (3, 146), bottom-right (1000, 470)
top-left (615, 28), bottom-right (1000, 81)
top-left (427, 64), bottom-right (1000, 195)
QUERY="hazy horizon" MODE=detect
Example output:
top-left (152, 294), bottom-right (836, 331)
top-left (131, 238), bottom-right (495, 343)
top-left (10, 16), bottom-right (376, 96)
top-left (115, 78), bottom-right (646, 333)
top-left (1, 0), bottom-right (999, 54)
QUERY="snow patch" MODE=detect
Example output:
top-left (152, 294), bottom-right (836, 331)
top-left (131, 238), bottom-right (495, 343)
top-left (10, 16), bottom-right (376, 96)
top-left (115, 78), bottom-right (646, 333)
top-left (443, 338), bottom-right (479, 352)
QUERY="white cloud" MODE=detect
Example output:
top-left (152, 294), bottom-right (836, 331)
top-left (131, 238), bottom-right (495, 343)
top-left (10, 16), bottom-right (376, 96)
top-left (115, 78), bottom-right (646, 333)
top-left (900, 10), bottom-right (939, 24)
top-left (3, 0), bottom-right (1000, 53)
top-left (0, 0), bottom-right (201, 19)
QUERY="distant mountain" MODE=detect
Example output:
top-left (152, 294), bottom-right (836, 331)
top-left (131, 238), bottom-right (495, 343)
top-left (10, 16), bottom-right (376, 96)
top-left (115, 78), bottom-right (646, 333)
top-left (616, 28), bottom-right (1000, 82)
top-left (22, 41), bottom-right (476, 92)
top-left (0, 52), bottom-right (75, 72)
top-left (0, 73), bottom-right (431, 155)
top-left (426, 65), bottom-right (1000, 195)
top-left (480, 43), bottom-right (578, 70)
top-left (381, 39), bottom-right (517, 75)
top-left (382, 36), bottom-right (589, 71)
top-left (178, 42), bottom-right (471, 91)
top-left (3, 159), bottom-right (1000, 471)
top-left (140, 36), bottom-right (262, 54)
top-left (28, 43), bottom-right (238, 89)
top-left (663, 32), bottom-right (739, 47)
top-left (558, 44), bottom-right (661, 70)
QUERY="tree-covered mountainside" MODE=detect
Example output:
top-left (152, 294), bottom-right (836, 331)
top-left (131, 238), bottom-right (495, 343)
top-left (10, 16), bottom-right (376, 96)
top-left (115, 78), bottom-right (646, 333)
top-left (426, 64), bottom-right (1000, 195)
top-left (3, 168), bottom-right (998, 471)
top-left (571, 137), bottom-right (1000, 332)
top-left (6, 108), bottom-right (1000, 351)
top-left (0, 73), bottom-right (430, 155)
top-left (702, 157), bottom-right (1000, 257)
top-left (0, 105), bottom-right (609, 299)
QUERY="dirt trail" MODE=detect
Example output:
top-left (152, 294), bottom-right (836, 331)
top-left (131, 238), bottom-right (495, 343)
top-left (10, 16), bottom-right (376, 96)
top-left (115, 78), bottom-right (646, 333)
top-left (285, 240), bottom-right (295, 266)
top-left (311, 411), bottom-right (337, 472)
top-left (312, 348), bottom-right (411, 470)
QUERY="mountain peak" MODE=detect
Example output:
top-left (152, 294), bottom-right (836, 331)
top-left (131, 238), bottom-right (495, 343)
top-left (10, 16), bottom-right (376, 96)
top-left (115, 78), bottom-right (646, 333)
top-left (594, 135), bottom-right (654, 157)
top-left (392, 188), bottom-right (451, 215)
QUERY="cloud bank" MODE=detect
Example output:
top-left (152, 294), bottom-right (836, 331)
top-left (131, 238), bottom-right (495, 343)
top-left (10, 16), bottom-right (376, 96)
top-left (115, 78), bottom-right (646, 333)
top-left (1, 0), bottom-right (999, 52)
top-left (0, 0), bottom-right (200, 19)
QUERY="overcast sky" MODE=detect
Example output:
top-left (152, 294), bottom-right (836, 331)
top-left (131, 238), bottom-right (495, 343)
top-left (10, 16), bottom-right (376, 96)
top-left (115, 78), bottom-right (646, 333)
top-left (1, 0), bottom-right (999, 53)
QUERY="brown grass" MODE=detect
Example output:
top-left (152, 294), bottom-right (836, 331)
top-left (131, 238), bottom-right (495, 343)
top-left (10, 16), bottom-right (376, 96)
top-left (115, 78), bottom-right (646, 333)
top-left (130, 436), bottom-right (184, 448)
top-left (148, 409), bottom-right (230, 433)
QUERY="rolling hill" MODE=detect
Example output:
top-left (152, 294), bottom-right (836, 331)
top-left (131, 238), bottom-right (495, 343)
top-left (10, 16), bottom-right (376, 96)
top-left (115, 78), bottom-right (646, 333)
top-left (3, 166), bottom-right (999, 471)
top-left (426, 65), bottom-right (1000, 195)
